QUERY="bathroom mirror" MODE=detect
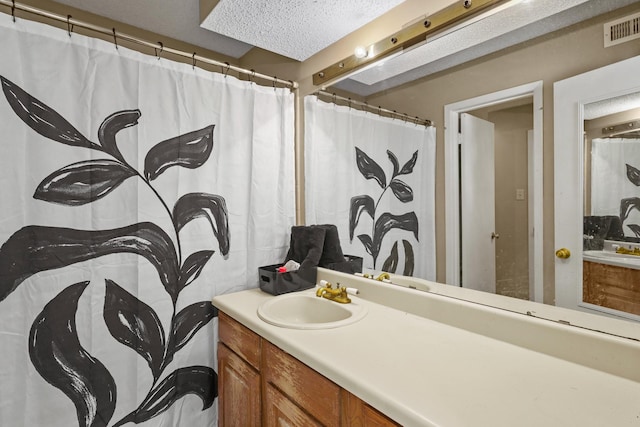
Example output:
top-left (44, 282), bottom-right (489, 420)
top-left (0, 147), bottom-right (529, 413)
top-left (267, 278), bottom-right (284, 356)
top-left (580, 93), bottom-right (640, 320)
top-left (308, 2), bottom-right (640, 339)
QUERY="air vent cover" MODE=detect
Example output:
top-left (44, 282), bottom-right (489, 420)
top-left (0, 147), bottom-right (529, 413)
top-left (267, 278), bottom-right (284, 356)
top-left (604, 11), bottom-right (640, 47)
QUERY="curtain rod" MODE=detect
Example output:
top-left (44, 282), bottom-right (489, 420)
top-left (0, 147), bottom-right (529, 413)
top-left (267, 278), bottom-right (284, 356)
top-left (313, 90), bottom-right (433, 127)
top-left (0, 0), bottom-right (297, 89)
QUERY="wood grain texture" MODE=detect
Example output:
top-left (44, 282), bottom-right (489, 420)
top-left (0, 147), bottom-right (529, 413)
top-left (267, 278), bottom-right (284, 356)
top-left (263, 340), bottom-right (341, 427)
top-left (264, 383), bottom-right (323, 427)
top-left (219, 311), bottom-right (262, 370)
top-left (218, 343), bottom-right (261, 427)
top-left (341, 389), bottom-right (401, 427)
top-left (583, 261), bottom-right (640, 315)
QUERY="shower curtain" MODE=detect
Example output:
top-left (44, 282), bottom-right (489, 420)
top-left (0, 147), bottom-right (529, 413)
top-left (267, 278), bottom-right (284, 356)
top-left (0, 15), bottom-right (294, 427)
top-left (591, 138), bottom-right (640, 238)
top-left (304, 96), bottom-right (436, 280)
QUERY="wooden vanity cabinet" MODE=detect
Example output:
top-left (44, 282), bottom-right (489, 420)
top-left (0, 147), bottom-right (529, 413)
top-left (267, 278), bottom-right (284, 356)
top-left (218, 312), bottom-right (262, 427)
top-left (218, 311), bottom-right (400, 427)
top-left (583, 261), bottom-right (640, 315)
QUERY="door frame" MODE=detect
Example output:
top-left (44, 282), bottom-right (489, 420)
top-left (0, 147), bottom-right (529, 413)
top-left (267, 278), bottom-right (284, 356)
top-left (444, 81), bottom-right (543, 302)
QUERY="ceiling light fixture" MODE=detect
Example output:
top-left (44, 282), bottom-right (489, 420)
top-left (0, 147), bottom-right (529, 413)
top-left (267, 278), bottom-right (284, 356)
top-left (354, 46), bottom-right (369, 59)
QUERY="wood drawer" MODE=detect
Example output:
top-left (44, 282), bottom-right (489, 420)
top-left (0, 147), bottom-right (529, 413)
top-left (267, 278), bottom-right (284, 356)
top-left (219, 311), bottom-right (261, 370)
top-left (263, 340), bottom-right (341, 426)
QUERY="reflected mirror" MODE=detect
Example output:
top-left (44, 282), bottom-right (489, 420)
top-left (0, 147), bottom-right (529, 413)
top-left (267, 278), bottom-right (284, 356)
top-left (582, 93), bottom-right (640, 320)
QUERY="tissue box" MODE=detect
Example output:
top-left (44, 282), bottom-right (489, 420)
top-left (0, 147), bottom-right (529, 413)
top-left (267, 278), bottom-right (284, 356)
top-left (258, 264), bottom-right (316, 296)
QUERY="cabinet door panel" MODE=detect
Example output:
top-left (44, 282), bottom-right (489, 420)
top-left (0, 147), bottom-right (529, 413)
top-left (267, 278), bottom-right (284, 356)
top-left (219, 311), bottom-right (262, 370)
top-left (264, 383), bottom-right (322, 427)
top-left (263, 341), bottom-right (340, 426)
top-left (218, 343), bottom-right (261, 427)
top-left (342, 389), bottom-right (401, 427)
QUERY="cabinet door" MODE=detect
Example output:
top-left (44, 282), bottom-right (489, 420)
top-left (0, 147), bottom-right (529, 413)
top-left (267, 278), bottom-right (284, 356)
top-left (218, 343), bottom-right (261, 427)
top-left (342, 389), bottom-right (401, 427)
top-left (264, 383), bottom-right (322, 427)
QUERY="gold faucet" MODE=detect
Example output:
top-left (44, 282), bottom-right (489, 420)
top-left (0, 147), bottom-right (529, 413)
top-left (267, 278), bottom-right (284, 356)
top-left (316, 282), bottom-right (351, 304)
top-left (376, 272), bottom-right (390, 281)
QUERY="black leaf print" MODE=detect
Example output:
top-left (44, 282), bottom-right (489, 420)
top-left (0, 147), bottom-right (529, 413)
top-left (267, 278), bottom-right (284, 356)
top-left (382, 241), bottom-right (399, 273)
top-left (103, 280), bottom-right (166, 380)
top-left (165, 302), bottom-right (217, 366)
top-left (357, 234), bottom-right (373, 256)
top-left (626, 163), bottom-right (640, 186)
top-left (34, 159), bottom-right (136, 206)
top-left (351, 148), bottom-right (420, 269)
top-left (398, 150), bottom-right (418, 175)
top-left (619, 197), bottom-right (640, 223)
top-left (387, 150), bottom-right (400, 178)
top-left (0, 223), bottom-right (179, 303)
top-left (0, 76), bottom-right (97, 149)
top-left (173, 193), bottom-right (230, 257)
top-left (389, 179), bottom-right (414, 203)
top-left (29, 281), bottom-right (117, 427)
top-left (371, 212), bottom-right (419, 264)
top-left (144, 125), bottom-right (214, 181)
top-left (349, 195), bottom-right (375, 241)
top-left (98, 110), bottom-right (141, 161)
top-left (1, 78), bottom-right (229, 424)
top-left (402, 240), bottom-right (415, 276)
top-left (179, 250), bottom-right (215, 292)
top-left (113, 366), bottom-right (216, 426)
top-left (628, 224), bottom-right (640, 237)
top-left (355, 147), bottom-right (386, 188)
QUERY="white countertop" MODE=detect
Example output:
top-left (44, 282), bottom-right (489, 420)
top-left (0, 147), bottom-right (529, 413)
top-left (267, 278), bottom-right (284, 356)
top-left (212, 270), bottom-right (640, 427)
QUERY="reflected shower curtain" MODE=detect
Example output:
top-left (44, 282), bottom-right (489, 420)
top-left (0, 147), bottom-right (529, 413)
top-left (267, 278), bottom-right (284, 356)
top-left (591, 138), bottom-right (640, 238)
top-left (0, 15), bottom-right (294, 427)
top-left (304, 96), bottom-right (436, 280)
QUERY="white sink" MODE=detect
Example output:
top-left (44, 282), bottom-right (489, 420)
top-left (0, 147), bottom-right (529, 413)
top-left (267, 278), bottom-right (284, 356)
top-left (257, 292), bottom-right (367, 329)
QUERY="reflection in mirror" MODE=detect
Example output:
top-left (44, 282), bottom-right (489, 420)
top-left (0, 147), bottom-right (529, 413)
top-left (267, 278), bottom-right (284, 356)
top-left (312, 2), bottom-right (640, 341)
top-left (582, 93), bottom-right (640, 319)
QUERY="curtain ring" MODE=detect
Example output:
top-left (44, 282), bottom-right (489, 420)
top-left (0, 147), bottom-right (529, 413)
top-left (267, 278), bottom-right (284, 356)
top-left (363, 101), bottom-right (368, 114)
top-left (392, 110), bottom-right (397, 120)
top-left (332, 93), bottom-right (337, 104)
top-left (415, 116), bottom-right (419, 127)
top-left (273, 77), bottom-right (277, 91)
top-left (67, 15), bottom-right (73, 37)
top-left (403, 113), bottom-right (408, 123)
top-left (155, 42), bottom-right (163, 60)
top-left (223, 62), bottom-right (230, 78)
top-left (11, 0), bottom-right (15, 22)
top-left (378, 106), bottom-right (382, 115)
top-left (192, 52), bottom-right (196, 69)
top-left (249, 69), bottom-right (255, 84)
top-left (348, 97), bottom-right (352, 110)
top-left (112, 28), bottom-right (118, 49)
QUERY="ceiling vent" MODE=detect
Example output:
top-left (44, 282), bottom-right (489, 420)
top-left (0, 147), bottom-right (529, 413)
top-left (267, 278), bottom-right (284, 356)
top-left (604, 11), bottom-right (640, 47)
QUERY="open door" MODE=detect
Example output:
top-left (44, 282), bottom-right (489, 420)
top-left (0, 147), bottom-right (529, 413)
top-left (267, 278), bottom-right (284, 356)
top-left (460, 113), bottom-right (496, 292)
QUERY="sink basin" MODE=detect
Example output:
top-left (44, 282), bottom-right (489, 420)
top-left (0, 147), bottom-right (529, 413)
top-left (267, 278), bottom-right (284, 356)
top-left (257, 292), bottom-right (367, 329)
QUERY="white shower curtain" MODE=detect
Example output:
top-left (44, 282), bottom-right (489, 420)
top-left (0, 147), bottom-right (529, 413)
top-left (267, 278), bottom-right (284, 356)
top-left (591, 138), bottom-right (640, 237)
top-left (0, 15), bottom-right (294, 427)
top-left (304, 96), bottom-right (436, 280)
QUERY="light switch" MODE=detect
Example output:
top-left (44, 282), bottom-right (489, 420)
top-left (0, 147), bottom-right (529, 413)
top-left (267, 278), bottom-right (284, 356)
top-left (516, 189), bottom-right (525, 200)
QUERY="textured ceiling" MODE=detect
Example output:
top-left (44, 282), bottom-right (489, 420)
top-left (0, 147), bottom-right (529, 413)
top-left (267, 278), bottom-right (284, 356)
top-left (334, 0), bottom-right (640, 96)
top-left (53, 0), bottom-right (253, 58)
top-left (200, 0), bottom-right (406, 61)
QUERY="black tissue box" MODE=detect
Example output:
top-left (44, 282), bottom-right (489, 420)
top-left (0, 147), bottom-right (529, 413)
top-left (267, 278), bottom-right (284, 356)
top-left (258, 264), bottom-right (317, 296)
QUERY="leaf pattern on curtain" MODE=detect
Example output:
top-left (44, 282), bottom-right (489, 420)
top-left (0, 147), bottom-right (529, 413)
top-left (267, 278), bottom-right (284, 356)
top-left (349, 147), bottom-right (419, 273)
top-left (0, 76), bottom-right (227, 426)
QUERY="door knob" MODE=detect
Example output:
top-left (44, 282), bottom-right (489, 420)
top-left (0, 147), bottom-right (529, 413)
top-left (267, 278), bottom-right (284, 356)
top-left (555, 248), bottom-right (571, 259)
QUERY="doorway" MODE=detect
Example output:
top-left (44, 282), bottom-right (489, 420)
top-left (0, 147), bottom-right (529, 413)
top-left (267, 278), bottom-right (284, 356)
top-left (444, 81), bottom-right (543, 302)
